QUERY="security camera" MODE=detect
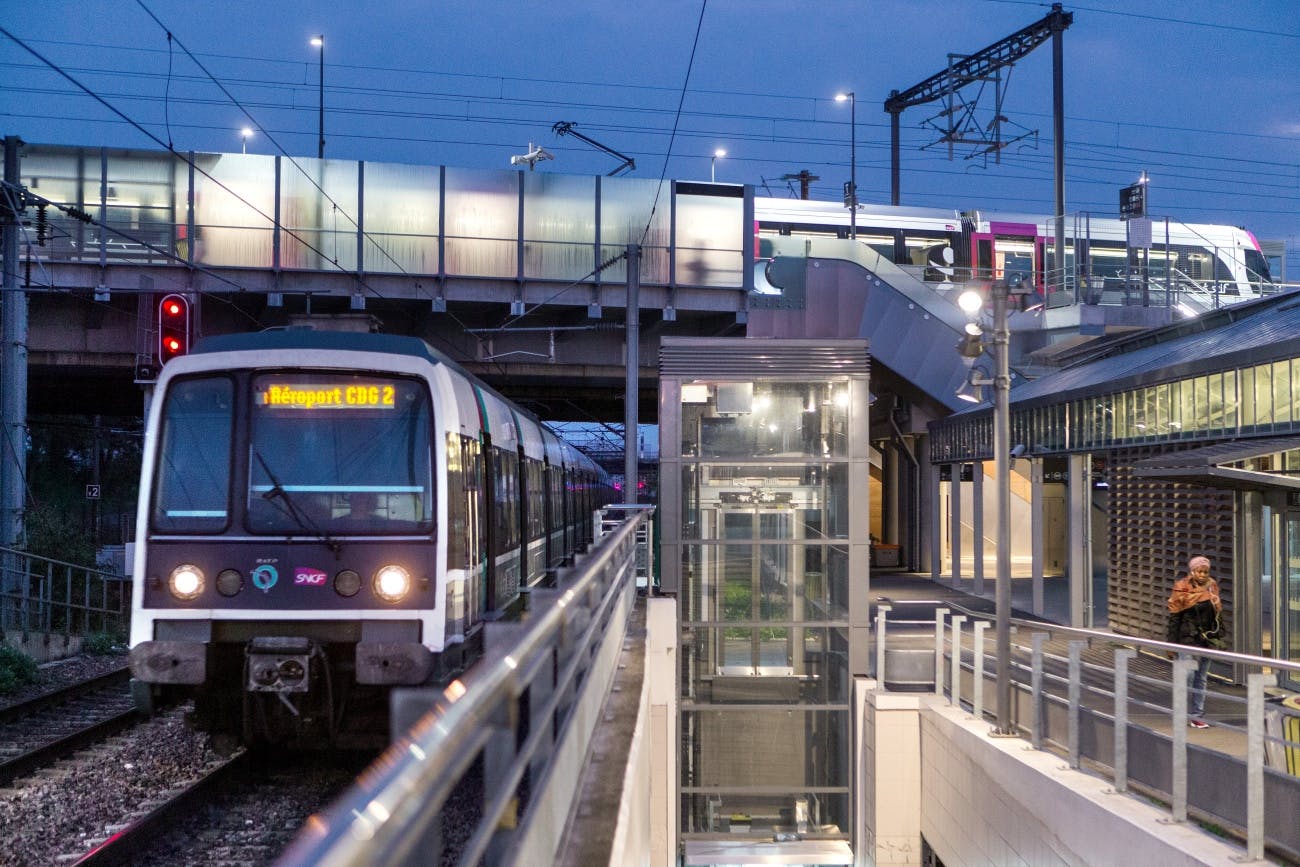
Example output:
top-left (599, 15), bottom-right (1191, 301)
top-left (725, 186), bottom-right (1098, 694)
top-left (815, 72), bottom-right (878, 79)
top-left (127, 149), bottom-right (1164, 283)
top-left (510, 143), bottom-right (555, 170)
top-left (1010, 443), bottom-right (1027, 458)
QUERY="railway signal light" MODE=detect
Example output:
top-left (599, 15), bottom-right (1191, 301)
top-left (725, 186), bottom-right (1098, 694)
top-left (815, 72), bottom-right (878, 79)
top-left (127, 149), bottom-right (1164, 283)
top-left (158, 293), bottom-right (191, 363)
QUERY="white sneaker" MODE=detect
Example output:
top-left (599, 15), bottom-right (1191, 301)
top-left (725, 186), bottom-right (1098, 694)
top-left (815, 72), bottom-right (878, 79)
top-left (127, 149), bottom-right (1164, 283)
top-left (1188, 719), bottom-right (1210, 729)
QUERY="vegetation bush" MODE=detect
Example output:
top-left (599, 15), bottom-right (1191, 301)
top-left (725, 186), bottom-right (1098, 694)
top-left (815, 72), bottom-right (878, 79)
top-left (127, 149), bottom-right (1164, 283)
top-left (0, 645), bottom-right (39, 696)
top-left (81, 632), bottom-right (127, 655)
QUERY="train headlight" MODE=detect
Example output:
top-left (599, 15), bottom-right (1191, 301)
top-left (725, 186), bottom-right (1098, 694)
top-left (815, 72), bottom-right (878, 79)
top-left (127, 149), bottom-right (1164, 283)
top-left (335, 569), bottom-right (361, 598)
top-left (216, 569), bottom-right (244, 597)
top-left (167, 564), bottom-right (205, 601)
top-left (372, 564), bottom-right (412, 603)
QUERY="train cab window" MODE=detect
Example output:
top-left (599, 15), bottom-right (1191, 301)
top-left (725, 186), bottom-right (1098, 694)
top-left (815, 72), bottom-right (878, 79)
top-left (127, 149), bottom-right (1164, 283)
top-left (245, 373), bottom-right (434, 535)
top-left (152, 375), bottom-right (234, 532)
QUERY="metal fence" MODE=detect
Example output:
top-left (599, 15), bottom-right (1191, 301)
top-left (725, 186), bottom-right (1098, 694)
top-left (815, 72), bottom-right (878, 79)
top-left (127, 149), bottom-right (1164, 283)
top-left (874, 600), bottom-right (1300, 863)
top-left (0, 546), bottom-right (131, 640)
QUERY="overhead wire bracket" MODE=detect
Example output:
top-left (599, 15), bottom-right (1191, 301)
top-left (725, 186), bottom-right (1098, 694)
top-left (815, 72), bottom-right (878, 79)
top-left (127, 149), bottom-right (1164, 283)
top-left (552, 122), bottom-right (636, 177)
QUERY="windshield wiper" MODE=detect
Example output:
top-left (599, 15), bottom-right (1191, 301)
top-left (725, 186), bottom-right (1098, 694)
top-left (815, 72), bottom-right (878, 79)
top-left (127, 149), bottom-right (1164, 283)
top-left (253, 450), bottom-right (342, 556)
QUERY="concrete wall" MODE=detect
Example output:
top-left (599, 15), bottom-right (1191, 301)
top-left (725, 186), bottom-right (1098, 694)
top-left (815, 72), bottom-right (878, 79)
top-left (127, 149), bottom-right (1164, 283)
top-left (860, 687), bottom-right (924, 865)
top-left (603, 596), bottom-right (678, 867)
top-left (911, 700), bottom-right (1245, 867)
top-left (3, 632), bottom-right (83, 662)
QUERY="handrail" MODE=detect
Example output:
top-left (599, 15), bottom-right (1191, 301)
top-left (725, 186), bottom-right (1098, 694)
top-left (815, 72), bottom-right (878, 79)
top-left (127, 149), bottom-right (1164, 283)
top-left (875, 597), bottom-right (1300, 862)
top-left (278, 506), bottom-right (653, 867)
top-left (882, 595), bottom-right (1300, 675)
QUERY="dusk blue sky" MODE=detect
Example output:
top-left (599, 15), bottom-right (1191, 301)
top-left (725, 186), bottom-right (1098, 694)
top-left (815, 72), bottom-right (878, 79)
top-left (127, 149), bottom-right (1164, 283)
top-left (3, 1), bottom-right (1297, 250)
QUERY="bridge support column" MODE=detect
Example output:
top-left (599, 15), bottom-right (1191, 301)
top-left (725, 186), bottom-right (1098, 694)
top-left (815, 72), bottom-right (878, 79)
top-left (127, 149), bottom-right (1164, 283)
top-left (1067, 452), bottom-right (1093, 627)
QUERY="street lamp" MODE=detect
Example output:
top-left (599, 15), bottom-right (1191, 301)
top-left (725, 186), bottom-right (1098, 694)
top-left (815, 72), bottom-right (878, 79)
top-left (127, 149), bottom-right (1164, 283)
top-left (958, 279), bottom-right (1028, 736)
top-left (311, 35), bottom-right (325, 158)
top-left (834, 91), bottom-right (857, 239)
top-left (711, 148), bottom-right (727, 182)
top-left (240, 127), bottom-right (253, 154)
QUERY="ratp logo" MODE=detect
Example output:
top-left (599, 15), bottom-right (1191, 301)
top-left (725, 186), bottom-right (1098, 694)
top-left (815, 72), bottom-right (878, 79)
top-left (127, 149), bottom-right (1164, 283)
top-left (295, 568), bottom-right (328, 586)
top-left (251, 564), bottom-right (278, 592)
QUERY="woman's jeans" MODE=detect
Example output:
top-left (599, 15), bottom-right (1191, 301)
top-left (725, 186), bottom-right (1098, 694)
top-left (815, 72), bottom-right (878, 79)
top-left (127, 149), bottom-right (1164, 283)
top-left (1180, 651), bottom-right (1211, 717)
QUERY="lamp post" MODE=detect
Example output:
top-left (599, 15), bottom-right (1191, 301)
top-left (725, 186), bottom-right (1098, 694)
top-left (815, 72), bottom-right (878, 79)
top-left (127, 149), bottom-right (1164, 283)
top-left (711, 148), bottom-right (726, 182)
top-left (240, 127), bottom-right (253, 154)
top-left (834, 91), bottom-right (857, 239)
top-left (958, 280), bottom-right (1015, 735)
top-left (311, 35), bottom-right (325, 158)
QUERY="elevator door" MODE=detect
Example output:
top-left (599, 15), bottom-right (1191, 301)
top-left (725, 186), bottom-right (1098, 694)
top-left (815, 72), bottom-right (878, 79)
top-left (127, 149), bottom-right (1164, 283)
top-left (718, 508), bottom-right (795, 675)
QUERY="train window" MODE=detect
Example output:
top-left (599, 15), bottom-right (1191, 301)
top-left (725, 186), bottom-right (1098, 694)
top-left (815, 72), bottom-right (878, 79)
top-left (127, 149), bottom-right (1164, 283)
top-left (245, 373), bottom-right (434, 535)
top-left (152, 375), bottom-right (234, 532)
top-left (1244, 248), bottom-right (1274, 284)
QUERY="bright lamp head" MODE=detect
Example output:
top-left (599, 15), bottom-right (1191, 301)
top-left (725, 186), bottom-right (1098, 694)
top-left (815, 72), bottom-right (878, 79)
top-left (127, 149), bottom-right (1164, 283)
top-left (957, 289), bottom-right (985, 315)
top-left (373, 564), bottom-right (412, 603)
top-left (168, 564), bottom-right (205, 601)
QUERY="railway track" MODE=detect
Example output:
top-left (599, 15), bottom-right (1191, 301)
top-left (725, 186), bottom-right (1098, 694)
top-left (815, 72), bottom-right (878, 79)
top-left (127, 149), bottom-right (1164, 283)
top-left (72, 749), bottom-right (250, 866)
top-left (71, 749), bottom-right (370, 866)
top-left (0, 663), bottom-right (374, 865)
top-left (0, 666), bottom-right (140, 786)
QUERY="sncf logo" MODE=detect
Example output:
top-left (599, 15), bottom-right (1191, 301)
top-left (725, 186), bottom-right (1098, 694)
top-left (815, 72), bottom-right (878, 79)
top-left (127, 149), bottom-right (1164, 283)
top-left (294, 568), bottom-right (328, 586)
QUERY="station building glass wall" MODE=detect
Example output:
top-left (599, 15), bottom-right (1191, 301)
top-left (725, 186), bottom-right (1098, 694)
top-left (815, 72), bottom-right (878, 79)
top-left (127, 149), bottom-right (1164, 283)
top-left (17, 143), bottom-right (744, 290)
top-left (660, 338), bottom-right (870, 849)
top-left (930, 345), bottom-right (1300, 688)
top-left (931, 360), bottom-right (1300, 463)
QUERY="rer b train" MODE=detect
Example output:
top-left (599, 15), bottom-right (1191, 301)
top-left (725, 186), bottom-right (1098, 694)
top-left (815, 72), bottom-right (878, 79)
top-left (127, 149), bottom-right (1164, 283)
top-left (754, 196), bottom-right (1276, 300)
top-left (128, 329), bottom-right (614, 746)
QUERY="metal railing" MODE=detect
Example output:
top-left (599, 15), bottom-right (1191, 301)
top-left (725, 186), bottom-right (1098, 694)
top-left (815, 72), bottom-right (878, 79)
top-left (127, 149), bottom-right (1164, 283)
top-left (0, 546), bottom-right (130, 639)
top-left (278, 505), bottom-right (654, 867)
top-left (874, 599), bottom-right (1300, 863)
top-left (597, 503), bottom-right (656, 591)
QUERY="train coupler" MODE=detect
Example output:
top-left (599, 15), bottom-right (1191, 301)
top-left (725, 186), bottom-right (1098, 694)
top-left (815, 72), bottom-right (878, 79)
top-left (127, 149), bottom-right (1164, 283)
top-left (245, 636), bottom-right (315, 693)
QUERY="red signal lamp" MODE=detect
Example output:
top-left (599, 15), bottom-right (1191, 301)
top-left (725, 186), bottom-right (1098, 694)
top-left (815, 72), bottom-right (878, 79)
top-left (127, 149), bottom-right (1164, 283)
top-left (158, 293), bottom-right (192, 363)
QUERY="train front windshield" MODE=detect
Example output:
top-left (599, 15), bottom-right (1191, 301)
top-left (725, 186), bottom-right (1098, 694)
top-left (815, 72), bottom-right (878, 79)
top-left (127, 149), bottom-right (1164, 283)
top-left (152, 371), bottom-right (435, 535)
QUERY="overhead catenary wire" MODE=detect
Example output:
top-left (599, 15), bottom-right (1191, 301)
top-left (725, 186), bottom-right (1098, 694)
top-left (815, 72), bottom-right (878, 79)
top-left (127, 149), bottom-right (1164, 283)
top-left (638, 0), bottom-right (709, 248)
top-left (4, 14), bottom-right (1296, 228)
top-left (0, 18), bottom-right (494, 368)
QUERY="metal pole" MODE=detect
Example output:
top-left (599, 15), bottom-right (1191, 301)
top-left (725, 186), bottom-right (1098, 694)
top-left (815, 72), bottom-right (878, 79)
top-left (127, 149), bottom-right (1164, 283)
top-left (933, 607), bottom-right (947, 697)
top-left (994, 281), bottom-right (1013, 734)
top-left (1170, 657), bottom-right (1190, 822)
top-left (316, 35), bottom-right (325, 159)
top-left (889, 96), bottom-right (900, 206)
top-left (950, 615), bottom-right (966, 707)
top-left (1067, 640), bottom-right (1083, 768)
top-left (623, 244), bottom-right (640, 504)
top-left (1113, 648), bottom-right (1134, 793)
top-left (875, 604), bottom-right (890, 682)
top-left (1246, 672), bottom-right (1274, 860)
top-left (1, 135), bottom-right (27, 572)
top-left (849, 93), bottom-right (857, 240)
top-left (1051, 5), bottom-right (1066, 297)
